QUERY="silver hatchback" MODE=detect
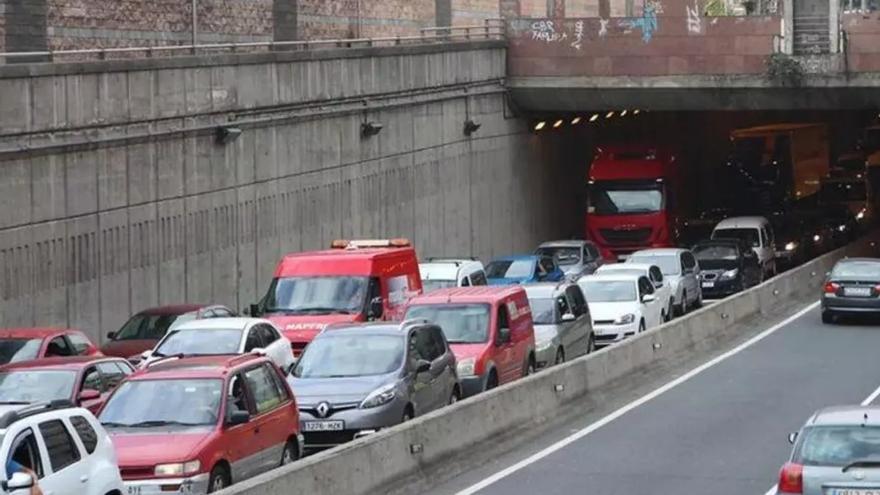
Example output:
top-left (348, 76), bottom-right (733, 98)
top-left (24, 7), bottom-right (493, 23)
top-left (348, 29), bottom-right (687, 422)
top-left (523, 282), bottom-right (595, 369)
top-left (777, 405), bottom-right (880, 494)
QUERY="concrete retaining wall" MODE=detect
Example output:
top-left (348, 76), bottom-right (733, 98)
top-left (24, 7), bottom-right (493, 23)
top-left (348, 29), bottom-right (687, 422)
top-left (219, 239), bottom-right (870, 495)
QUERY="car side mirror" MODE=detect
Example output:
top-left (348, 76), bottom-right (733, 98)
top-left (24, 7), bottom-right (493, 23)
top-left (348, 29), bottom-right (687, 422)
top-left (250, 347), bottom-right (266, 356)
top-left (496, 327), bottom-right (511, 345)
top-left (227, 410), bottom-right (250, 426)
top-left (416, 359), bottom-right (431, 374)
top-left (77, 389), bottom-right (101, 402)
top-left (107, 331), bottom-right (117, 340)
top-left (642, 294), bottom-right (656, 304)
top-left (561, 313), bottom-right (576, 323)
top-left (2, 472), bottom-right (34, 492)
top-left (788, 431), bottom-right (798, 444)
top-left (368, 297), bottom-right (384, 319)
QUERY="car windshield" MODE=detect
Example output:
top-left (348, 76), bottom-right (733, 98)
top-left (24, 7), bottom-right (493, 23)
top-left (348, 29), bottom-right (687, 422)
top-left (0, 371), bottom-right (77, 404)
top-left (486, 260), bottom-right (534, 279)
top-left (713, 228), bottom-right (760, 247)
top-left (579, 280), bottom-right (637, 302)
top-left (528, 298), bottom-right (558, 325)
top-left (832, 261), bottom-right (880, 280)
top-left (154, 329), bottom-right (243, 356)
top-left (0, 339), bottom-right (43, 364)
top-left (293, 334), bottom-right (403, 378)
top-left (261, 276), bottom-right (368, 315)
top-left (820, 181), bottom-right (867, 203)
top-left (115, 313), bottom-right (191, 341)
top-left (589, 181), bottom-right (664, 215)
top-left (405, 304), bottom-right (490, 344)
top-left (795, 425), bottom-right (880, 466)
top-left (628, 255), bottom-right (681, 276)
top-left (694, 245), bottom-right (739, 261)
top-left (100, 379), bottom-right (222, 427)
top-left (536, 247), bottom-right (582, 266)
top-left (421, 279), bottom-right (458, 292)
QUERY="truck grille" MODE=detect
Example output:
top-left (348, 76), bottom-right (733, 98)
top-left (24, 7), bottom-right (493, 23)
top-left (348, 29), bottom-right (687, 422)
top-left (599, 228), bottom-right (652, 246)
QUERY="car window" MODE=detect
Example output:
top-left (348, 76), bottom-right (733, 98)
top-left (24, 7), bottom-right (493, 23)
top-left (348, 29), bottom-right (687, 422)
top-left (410, 327), bottom-right (441, 362)
top-left (38, 419), bottom-right (81, 473)
top-left (227, 374), bottom-right (251, 415)
top-left (81, 367), bottom-right (103, 393)
top-left (244, 329), bottom-right (263, 352)
top-left (212, 307), bottom-right (233, 318)
top-left (97, 362), bottom-right (127, 389)
top-left (556, 295), bottom-right (572, 317)
top-left (566, 286), bottom-right (588, 316)
top-left (113, 361), bottom-right (135, 376)
top-left (638, 277), bottom-right (655, 296)
top-left (429, 327), bottom-right (447, 359)
top-left (682, 252), bottom-right (697, 271)
top-left (259, 325), bottom-right (280, 346)
top-left (585, 244), bottom-right (600, 260)
top-left (470, 270), bottom-right (488, 286)
top-left (650, 266), bottom-right (664, 284)
top-left (461, 276), bottom-right (471, 287)
top-left (539, 257), bottom-right (556, 274)
top-left (69, 416), bottom-right (98, 455)
top-left (8, 429), bottom-right (44, 479)
top-left (45, 336), bottom-right (74, 357)
top-left (66, 333), bottom-right (92, 355)
top-left (759, 228), bottom-right (768, 247)
top-left (243, 365), bottom-right (286, 415)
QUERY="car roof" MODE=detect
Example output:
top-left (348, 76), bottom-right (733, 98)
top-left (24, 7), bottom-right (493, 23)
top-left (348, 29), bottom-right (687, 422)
top-left (490, 255), bottom-right (539, 262)
top-left (523, 283), bottom-right (566, 298)
top-left (694, 239), bottom-right (743, 247)
top-left (419, 261), bottom-right (475, 280)
top-left (408, 286), bottom-right (525, 304)
top-left (0, 356), bottom-right (124, 372)
top-left (537, 240), bottom-right (588, 248)
top-left (834, 257), bottom-right (880, 265)
top-left (629, 248), bottom-right (685, 256)
top-left (136, 304), bottom-right (207, 316)
top-left (581, 273), bottom-right (642, 283)
top-left (275, 247), bottom-right (416, 277)
top-left (600, 263), bottom-right (653, 273)
top-left (319, 322), bottom-right (409, 338)
top-left (172, 317), bottom-right (268, 332)
top-left (132, 354), bottom-right (267, 380)
top-left (0, 328), bottom-right (77, 339)
top-left (714, 216), bottom-right (769, 229)
top-left (807, 406), bottom-right (880, 426)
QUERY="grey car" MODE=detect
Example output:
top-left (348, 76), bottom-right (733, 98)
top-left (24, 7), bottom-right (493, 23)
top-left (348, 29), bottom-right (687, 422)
top-left (777, 405), bottom-right (880, 494)
top-left (289, 320), bottom-right (459, 449)
top-left (822, 258), bottom-right (880, 324)
top-left (524, 282), bottom-right (595, 369)
top-left (535, 240), bottom-right (604, 279)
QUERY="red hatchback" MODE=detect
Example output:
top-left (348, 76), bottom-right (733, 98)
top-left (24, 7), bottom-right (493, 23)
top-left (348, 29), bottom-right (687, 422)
top-left (0, 356), bottom-right (134, 413)
top-left (99, 355), bottom-right (302, 494)
top-left (0, 327), bottom-right (101, 365)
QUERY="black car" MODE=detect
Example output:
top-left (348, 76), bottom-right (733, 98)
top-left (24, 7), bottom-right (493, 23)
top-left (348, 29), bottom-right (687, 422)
top-left (822, 258), bottom-right (880, 323)
top-left (770, 209), bottom-right (835, 271)
top-left (692, 239), bottom-right (762, 298)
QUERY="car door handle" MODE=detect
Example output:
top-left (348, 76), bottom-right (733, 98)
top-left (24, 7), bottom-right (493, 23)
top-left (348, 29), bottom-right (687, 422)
top-left (80, 475), bottom-right (89, 483)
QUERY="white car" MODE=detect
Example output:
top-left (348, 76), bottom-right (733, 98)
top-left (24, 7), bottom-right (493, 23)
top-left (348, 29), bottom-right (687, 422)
top-left (0, 402), bottom-right (124, 495)
top-left (627, 248), bottom-right (703, 316)
top-left (419, 258), bottom-right (488, 292)
top-left (141, 318), bottom-right (295, 373)
top-left (577, 273), bottom-right (664, 347)
top-left (596, 263), bottom-right (675, 322)
top-left (712, 216), bottom-right (777, 278)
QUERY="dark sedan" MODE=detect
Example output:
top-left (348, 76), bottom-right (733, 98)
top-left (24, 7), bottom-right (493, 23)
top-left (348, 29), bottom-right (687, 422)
top-left (693, 240), bottom-right (762, 299)
top-left (822, 258), bottom-right (880, 323)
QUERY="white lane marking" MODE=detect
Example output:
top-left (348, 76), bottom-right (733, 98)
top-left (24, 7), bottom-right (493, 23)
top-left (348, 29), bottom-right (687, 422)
top-left (761, 365), bottom-right (880, 495)
top-left (455, 301), bottom-right (821, 495)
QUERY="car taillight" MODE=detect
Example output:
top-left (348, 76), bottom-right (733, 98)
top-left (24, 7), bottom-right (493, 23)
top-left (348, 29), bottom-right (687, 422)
top-left (778, 462), bottom-right (803, 494)
top-left (824, 282), bottom-right (840, 294)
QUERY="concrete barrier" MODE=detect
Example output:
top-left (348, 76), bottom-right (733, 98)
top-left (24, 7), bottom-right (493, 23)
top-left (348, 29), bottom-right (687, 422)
top-left (219, 238), bottom-right (874, 495)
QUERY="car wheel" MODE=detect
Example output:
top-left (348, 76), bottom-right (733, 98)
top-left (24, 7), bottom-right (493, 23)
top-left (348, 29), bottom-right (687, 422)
top-left (525, 360), bottom-right (535, 376)
top-left (693, 292), bottom-right (703, 309)
top-left (586, 334), bottom-right (596, 354)
top-left (449, 388), bottom-right (460, 405)
top-left (402, 407), bottom-right (414, 422)
top-left (677, 292), bottom-right (687, 316)
top-left (485, 371), bottom-right (498, 391)
top-left (822, 311), bottom-right (835, 324)
top-left (280, 438), bottom-right (299, 466)
top-left (207, 465), bottom-right (231, 493)
top-left (667, 301), bottom-right (674, 321)
top-left (555, 347), bottom-right (565, 365)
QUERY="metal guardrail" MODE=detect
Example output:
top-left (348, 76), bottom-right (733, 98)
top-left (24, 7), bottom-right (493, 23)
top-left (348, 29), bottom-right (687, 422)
top-left (0, 19), bottom-right (505, 63)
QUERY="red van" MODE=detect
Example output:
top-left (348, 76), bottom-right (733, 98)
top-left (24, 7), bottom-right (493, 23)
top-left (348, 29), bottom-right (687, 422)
top-left (404, 286), bottom-right (536, 398)
top-left (251, 239), bottom-right (422, 355)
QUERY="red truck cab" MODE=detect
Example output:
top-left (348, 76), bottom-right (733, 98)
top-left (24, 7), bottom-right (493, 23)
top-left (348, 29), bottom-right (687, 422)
top-left (586, 145), bottom-right (684, 261)
top-left (404, 286), bottom-right (536, 398)
top-left (252, 239), bottom-right (422, 356)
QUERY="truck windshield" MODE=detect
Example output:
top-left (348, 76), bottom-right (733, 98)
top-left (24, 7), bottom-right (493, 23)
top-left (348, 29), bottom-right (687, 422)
top-left (589, 182), bottom-right (663, 215)
top-left (820, 181), bottom-right (867, 203)
top-left (261, 276), bottom-right (368, 315)
top-left (405, 304), bottom-right (490, 343)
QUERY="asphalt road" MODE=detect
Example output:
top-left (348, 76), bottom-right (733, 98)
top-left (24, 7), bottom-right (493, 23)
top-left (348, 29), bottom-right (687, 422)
top-left (426, 303), bottom-right (880, 495)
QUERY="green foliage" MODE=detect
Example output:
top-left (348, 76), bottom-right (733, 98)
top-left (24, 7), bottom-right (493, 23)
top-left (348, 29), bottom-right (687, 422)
top-left (704, 0), bottom-right (728, 15)
top-left (766, 53), bottom-right (805, 86)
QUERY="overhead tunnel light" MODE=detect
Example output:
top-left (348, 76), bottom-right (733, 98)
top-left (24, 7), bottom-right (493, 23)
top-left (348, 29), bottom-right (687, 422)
top-left (534, 121), bottom-right (547, 131)
top-left (620, 109), bottom-right (628, 117)
top-left (553, 119), bottom-right (564, 129)
top-left (633, 109), bottom-right (641, 115)
top-left (605, 111), bottom-right (615, 119)
top-left (589, 114), bottom-right (599, 122)
top-left (571, 117), bottom-right (582, 125)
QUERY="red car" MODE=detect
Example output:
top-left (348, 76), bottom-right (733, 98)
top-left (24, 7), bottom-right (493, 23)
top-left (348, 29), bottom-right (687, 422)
top-left (0, 327), bottom-right (101, 365)
top-left (99, 354), bottom-right (302, 493)
top-left (0, 355), bottom-right (134, 413)
top-left (101, 304), bottom-right (236, 361)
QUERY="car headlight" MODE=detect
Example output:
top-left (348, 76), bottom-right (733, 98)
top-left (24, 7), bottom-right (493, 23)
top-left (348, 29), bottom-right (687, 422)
top-left (813, 234), bottom-right (822, 243)
top-left (721, 268), bottom-right (739, 280)
top-left (536, 338), bottom-right (555, 352)
top-left (154, 460), bottom-right (201, 477)
top-left (785, 242), bottom-right (797, 251)
top-left (360, 383), bottom-right (397, 409)
top-left (858, 209), bottom-right (866, 221)
top-left (456, 357), bottom-right (476, 377)
top-left (615, 313), bottom-right (636, 325)
top-left (839, 224), bottom-right (848, 232)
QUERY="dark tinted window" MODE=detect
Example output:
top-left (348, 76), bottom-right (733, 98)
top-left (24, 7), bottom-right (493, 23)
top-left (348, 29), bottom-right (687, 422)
top-left (556, 295), bottom-right (571, 317)
top-left (430, 327), bottom-right (447, 358)
top-left (114, 313), bottom-right (183, 340)
top-left (649, 266), bottom-right (664, 284)
top-left (638, 277), bottom-right (655, 296)
top-left (471, 271), bottom-right (488, 286)
top-left (539, 257), bottom-right (556, 274)
top-left (585, 244), bottom-right (600, 260)
top-left (81, 367), bottom-right (103, 392)
top-left (69, 416), bottom-right (98, 454)
top-left (45, 337), bottom-right (73, 357)
top-left (39, 420), bottom-right (81, 472)
top-left (9, 429), bottom-right (44, 478)
top-left (259, 325), bottom-right (279, 345)
top-left (682, 252), bottom-right (697, 270)
top-left (410, 327), bottom-right (442, 361)
top-left (461, 276), bottom-right (471, 287)
top-left (566, 286), bottom-right (588, 316)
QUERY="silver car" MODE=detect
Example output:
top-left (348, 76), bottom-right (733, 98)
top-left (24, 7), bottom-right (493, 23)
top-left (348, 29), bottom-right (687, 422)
top-left (535, 240), bottom-right (604, 279)
top-left (524, 282), bottom-right (595, 369)
top-left (289, 320), bottom-right (459, 450)
top-left (776, 405), bottom-right (880, 494)
top-left (627, 248), bottom-right (703, 316)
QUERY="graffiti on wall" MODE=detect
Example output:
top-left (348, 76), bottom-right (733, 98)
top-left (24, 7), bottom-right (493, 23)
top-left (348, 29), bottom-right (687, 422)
top-left (618, 1), bottom-right (661, 43)
top-left (571, 20), bottom-right (585, 49)
top-left (530, 20), bottom-right (568, 42)
top-left (686, 0), bottom-right (702, 34)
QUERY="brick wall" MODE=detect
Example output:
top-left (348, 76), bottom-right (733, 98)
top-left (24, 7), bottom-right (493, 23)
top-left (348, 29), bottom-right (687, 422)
top-left (521, 0), bottom-right (549, 17)
top-left (452, 0), bottom-right (500, 25)
top-left (297, 0), bottom-right (435, 39)
top-left (843, 11), bottom-right (880, 73)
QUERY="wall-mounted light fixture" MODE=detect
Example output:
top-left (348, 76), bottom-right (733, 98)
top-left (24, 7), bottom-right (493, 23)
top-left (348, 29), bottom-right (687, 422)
top-left (215, 125), bottom-right (242, 145)
top-left (463, 119), bottom-right (481, 136)
top-left (361, 121), bottom-right (383, 138)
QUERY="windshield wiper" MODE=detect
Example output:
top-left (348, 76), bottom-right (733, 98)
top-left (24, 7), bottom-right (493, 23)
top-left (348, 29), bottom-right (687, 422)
top-left (292, 307), bottom-right (352, 315)
top-left (842, 460), bottom-right (880, 472)
top-left (126, 420), bottom-right (207, 428)
top-left (0, 401), bottom-right (31, 405)
top-left (101, 421), bottom-right (132, 427)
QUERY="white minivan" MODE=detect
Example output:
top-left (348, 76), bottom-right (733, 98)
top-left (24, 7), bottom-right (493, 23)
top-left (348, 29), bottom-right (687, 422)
top-left (419, 258), bottom-right (487, 292)
top-left (712, 216), bottom-right (776, 278)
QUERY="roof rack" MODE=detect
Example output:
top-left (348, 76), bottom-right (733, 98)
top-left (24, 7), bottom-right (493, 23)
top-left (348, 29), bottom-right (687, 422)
top-left (0, 400), bottom-right (75, 429)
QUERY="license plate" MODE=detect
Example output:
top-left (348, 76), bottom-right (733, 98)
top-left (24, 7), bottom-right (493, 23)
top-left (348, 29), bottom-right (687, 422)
top-left (828, 489), bottom-right (880, 495)
top-left (702, 282), bottom-right (715, 288)
top-left (845, 287), bottom-right (873, 297)
top-left (126, 487), bottom-right (141, 495)
top-left (304, 420), bottom-right (344, 432)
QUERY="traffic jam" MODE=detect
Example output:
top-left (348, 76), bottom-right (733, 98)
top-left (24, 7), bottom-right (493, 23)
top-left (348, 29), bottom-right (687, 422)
top-left (0, 120), bottom-right (876, 495)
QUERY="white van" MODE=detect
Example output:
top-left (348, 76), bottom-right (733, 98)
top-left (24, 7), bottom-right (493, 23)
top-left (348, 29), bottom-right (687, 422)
top-left (711, 216), bottom-right (776, 278)
top-left (419, 258), bottom-right (488, 292)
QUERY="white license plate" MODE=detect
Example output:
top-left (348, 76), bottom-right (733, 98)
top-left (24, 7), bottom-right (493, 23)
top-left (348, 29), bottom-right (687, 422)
top-left (304, 420), bottom-right (344, 432)
top-left (126, 487), bottom-right (141, 495)
top-left (828, 489), bottom-right (880, 495)
top-left (702, 282), bottom-right (715, 288)
top-left (845, 287), bottom-right (873, 297)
